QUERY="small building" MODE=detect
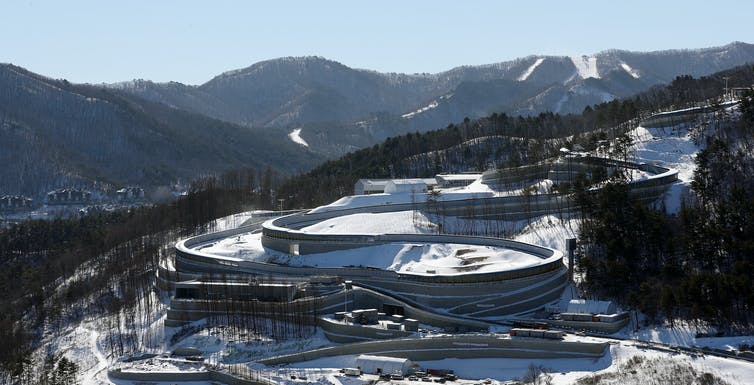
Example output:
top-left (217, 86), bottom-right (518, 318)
top-left (403, 318), bottom-right (419, 332)
top-left (354, 179), bottom-right (391, 195)
top-left (46, 188), bottom-right (92, 205)
top-left (0, 195), bottom-right (33, 211)
top-left (116, 186), bottom-right (145, 202)
top-left (355, 178), bottom-right (441, 195)
top-left (384, 179), bottom-right (437, 194)
top-left (355, 354), bottom-right (413, 376)
top-left (730, 86), bottom-right (754, 99)
top-left (435, 173), bottom-right (482, 188)
top-left (351, 309), bottom-right (379, 324)
top-left (566, 299), bottom-right (616, 315)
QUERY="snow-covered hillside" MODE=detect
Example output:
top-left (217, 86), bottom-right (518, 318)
top-left (570, 55), bottom-right (600, 79)
top-left (40, 106), bottom-right (754, 385)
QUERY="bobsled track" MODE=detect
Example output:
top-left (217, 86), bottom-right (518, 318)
top-left (161, 156), bottom-right (677, 327)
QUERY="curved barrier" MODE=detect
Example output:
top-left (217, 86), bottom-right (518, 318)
top-left (261, 157), bottom-right (676, 257)
top-left (165, 283), bottom-right (494, 330)
top-left (319, 317), bottom-right (414, 343)
top-left (169, 156), bottom-right (676, 321)
top-left (258, 334), bottom-right (608, 365)
top-left (639, 101), bottom-right (738, 128)
top-left (108, 367), bottom-right (270, 385)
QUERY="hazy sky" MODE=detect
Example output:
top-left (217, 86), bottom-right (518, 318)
top-left (2, 0), bottom-right (753, 84)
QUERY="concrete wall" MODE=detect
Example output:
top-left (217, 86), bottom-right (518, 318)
top-left (173, 221), bottom-right (568, 319)
top-left (108, 368), bottom-right (270, 385)
top-left (348, 286), bottom-right (490, 330)
top-left (164, 284), bottom-right (492, 330)
top-left (169, 250), bottom-right (567, 320)
top-left (259, 335), bottom-right (608, 366)
top-left (319, 317), bottom-right (413, 343)
top-left (549, 318), bottom-right (630, 334)
top-left (108, 369), bottom-right (210, 382)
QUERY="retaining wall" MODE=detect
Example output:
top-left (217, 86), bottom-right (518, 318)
top-left (319, 317), bottom-right (414, 343)
top-left (164, 285), bottom-right (491, 330)
top-left (259, 335), bottom-right (608, 365)
top-left (108, 368), bottom-right (270, 385)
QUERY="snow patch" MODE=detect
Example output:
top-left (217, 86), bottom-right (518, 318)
top-left (402, 100), bottom-right (439, 119)
top-left (288, 128), bottom-right (309, 147)
top-left (517, 58), bottom-right (545, 81)
top-left (620, 62), bottom-right (641, 79)
top-left (570, 55), bottom-right (599, 79)
top-left (513, 215), bottom-right (579, 251)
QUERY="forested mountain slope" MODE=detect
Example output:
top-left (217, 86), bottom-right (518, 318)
top-left (0, 64), bottom-right (323, 197)
top-left (115, 42), bottom-right (754, 154)
top-left (3, 43), bottom-right (753, 198)
top-left (2, 62), bottom-right (753, 384)
top-left (276, 64), bottom-right (754, 208)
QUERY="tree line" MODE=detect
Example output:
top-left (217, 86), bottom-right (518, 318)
top-left (0, 167), bottom-right (276, 383)
top-left (577, 91), bottom-right (754, 327)
top-left (3, 65), bottom-right (753, 381)
top-left (276, 65), bottom-right (754, 210)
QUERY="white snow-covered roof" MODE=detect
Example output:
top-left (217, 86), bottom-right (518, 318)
top-left (388, 178), bottom-right (437, 186)
top-left (384, 179), bottom-right (436, 194)
top-left (567, 299), bottom-right (616, 315)
top-left (356, 354), bottom-right (413, 375)
top-left (436, 174), bottom-right (482, 181)
top-left (357, 179), bottom-right (392, 186)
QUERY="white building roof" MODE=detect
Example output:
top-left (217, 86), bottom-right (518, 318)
top-left (355, 354), bottom-right (413, 375)
top-left (388, 178), bottom-right (437, 185)
top-left (436, 174), bottom-right (482, 181)
top-left (566, 299), bottom-right (616, 315)
top-left (357, 179), bottom-right (392, 186)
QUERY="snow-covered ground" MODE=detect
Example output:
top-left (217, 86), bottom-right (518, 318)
top-left (518, 57), bottom-right (545, 81)
top-left (211, 210), bottom-right (259, 231)
top-left (301, 211), bottom-right (434, 235)
top-left (271, 335), bottom-right (754, 385)
top-left (59, 105), bottom-right (754, 384)
top-left (49, 304), bottom-right (169, 384)
top-left (616, 320), bottom-right (754, 353)
top-left (512, 215), bottom-right (579, 252)
top-left (629, 124), bottom-right (702, 214)
top-left (198, 228), bottom-right (542, 275)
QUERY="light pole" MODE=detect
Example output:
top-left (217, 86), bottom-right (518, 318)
top-left (344, 280), bottom-right (352, 313)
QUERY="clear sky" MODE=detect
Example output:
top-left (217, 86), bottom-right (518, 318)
top-left (2, 0), bottom-right (753, 85)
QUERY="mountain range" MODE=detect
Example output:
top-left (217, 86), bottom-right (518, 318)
top-left (115, 41), bottom-right (754, 150)
top-left (0, 64), bottom-right (323, 198)
top-left (2, 42), bottom-right (754, 198)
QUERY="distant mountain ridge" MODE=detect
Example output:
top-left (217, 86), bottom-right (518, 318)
top-left (3, 42), bottom-right (754, 198)
top-left (0, 64), bottom-right (323, 198)
top-left (112, 42), bottom-right (754, 155)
